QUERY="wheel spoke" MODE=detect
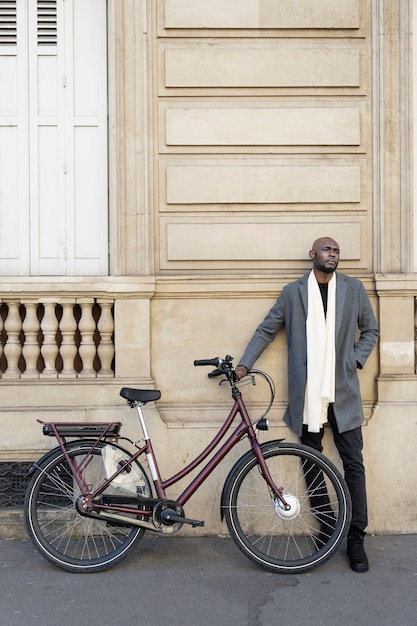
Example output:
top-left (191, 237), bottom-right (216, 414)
top-left (224, 442), bottom-right (351, 573)
top-left (25, 443), bottom-right (152, 572)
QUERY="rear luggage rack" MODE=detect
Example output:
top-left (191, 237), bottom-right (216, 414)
top-left (41, 422), bottom-right (122, 438)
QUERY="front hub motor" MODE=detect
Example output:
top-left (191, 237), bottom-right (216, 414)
top-left (274, 493), bottom-right (300, 520)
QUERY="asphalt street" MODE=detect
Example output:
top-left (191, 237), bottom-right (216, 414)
top-left (1, 534), bottom-right (416, 626)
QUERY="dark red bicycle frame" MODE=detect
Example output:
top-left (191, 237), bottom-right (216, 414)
top-left (43, 388), bottom-right (287, 522)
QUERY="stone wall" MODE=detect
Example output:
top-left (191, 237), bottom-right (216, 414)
top-left (1, 0), bottom-right (416, 536)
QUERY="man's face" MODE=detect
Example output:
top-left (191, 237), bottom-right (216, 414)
top-left (310, 239), bottom-right (340, 274)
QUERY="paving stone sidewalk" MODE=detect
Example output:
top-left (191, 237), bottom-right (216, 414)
top-left (1, 534), bottom-right (416, 626)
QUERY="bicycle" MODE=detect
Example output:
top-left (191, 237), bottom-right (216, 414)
top-left (24, 355), bottom-right (351, 574)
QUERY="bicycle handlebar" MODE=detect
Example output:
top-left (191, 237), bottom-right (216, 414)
top-left (194, 356), bottom-right (235, 380)
top-left (194, 355), bottom-right (276, 422)
top-left (193, 358), bottom-right (222, 367)
top-left (194, 355), bottom-right (235, 376)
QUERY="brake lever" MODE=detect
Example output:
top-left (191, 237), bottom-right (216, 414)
top-left (235, 375), bottom-right (256, 388)
top-left (208, 368), bottom-right (224, 378)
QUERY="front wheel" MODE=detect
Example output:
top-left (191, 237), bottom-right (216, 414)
top-left (223, 441), bottom-right (351, 574)
top-left (24, 441), bottom-right (152, 573)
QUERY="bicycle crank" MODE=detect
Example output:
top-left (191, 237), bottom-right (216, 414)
top-left (153, 500), bottom-right (204, 533)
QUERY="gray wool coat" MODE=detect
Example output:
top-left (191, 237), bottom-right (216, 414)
top-left (239, 271), bottom-right (379, 435)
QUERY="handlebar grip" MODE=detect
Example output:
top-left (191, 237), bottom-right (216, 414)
top-left (194, 358), bottom-right (220, 367)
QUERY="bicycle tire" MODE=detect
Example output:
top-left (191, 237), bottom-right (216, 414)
top-left (24, 440), bottom-right (152, 573)
top-left (223, 441), bottom-right (351, 574)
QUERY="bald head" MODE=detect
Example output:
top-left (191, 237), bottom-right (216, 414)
top-left (309, 237), bottom-right (340, 279)
top-left (311, 237), bottom-right (340, 253)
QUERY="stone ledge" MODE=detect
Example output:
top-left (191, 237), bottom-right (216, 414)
top-left (0, 276), bottom-right (156, 298)
top-left (0, 508), bottom-right (27, 540)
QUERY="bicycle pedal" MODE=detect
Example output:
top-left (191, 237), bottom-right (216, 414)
top-left (191, 519), bottom-right (205, 528)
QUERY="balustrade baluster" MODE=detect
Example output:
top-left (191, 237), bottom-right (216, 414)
top-left (0, 301), bottom-right (3, 378)
top-left (97, 299), bottom-right (115, 376)
top-left (0, 294), bottom-right (116, 381)
top-left (40, 301), bottom-right (59, 378)
top-left (59, 301), bottom-right (78, 377)
top-left (78, 299), bottom-right (96, 377)
top-left (3, 300), bottom-right (22, 378)
top-left (21, 301), bottom-right (41, 378)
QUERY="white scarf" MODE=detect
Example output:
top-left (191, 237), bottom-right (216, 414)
top-left (303, 270), bottom-right (336, 432)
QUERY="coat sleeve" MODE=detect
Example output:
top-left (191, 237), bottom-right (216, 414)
top-left (354, 282), bottom-right (379, 368)
top-left (238, 290), bottom-right (286, 371)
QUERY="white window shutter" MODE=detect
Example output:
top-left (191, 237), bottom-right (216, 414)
top-left (27, 0), bottom-right (63, 274)
top-left (0, 0), bottom-right (108, 276)
top-left (0, 0), bottom-right (30, 275)
top-left (69, 0), bottom-right (108, 275)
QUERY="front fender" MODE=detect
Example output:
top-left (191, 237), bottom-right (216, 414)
top-left (220, 439), bottom-right (285, 520)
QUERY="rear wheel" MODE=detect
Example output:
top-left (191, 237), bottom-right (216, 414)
top-left (223, 441), bottom-right (351, 573)
top-left (24, 441), bottom-right (152, 573)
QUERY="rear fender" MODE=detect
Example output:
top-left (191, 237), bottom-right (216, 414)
top-left (220, 439), bottom-right (284, 520)
top-left (27, 440), bottom-right (99, 475)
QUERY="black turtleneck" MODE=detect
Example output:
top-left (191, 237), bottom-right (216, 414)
top-left (318, 282), bottom-right (328, 316)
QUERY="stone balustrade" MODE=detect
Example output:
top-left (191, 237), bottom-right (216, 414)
top-left (0, 297), bottom-right (114, 379)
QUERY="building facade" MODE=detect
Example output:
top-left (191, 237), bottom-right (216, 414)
top-left (0, 0), bottom-right (416, 534)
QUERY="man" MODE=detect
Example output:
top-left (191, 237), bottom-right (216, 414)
top-left (235, 237), bottom-right (379, 573)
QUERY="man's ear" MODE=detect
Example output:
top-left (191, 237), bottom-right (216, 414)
top-left (309, 250), bottom-right (315, 260)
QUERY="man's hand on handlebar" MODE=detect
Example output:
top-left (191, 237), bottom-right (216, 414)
top-left (194, 357), bottom-right (248, 381)
top-left (235, 365), bottom-right (248, 380)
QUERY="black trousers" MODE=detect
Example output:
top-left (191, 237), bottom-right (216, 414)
top-left (300, 404), bottom-right (368, 533)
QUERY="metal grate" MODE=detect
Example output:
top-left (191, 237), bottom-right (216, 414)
top-left (0, 461), bottom-right (33, 506)
top-left (0, 0), bottom-right (17, 45)
top-left (37, 0), bottom-right (57, 46)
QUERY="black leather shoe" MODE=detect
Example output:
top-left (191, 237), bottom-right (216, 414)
top-left (347, 531), bottom-right (369, 573)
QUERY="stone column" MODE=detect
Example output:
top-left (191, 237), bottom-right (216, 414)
top-left (113, 297), bottom-right (152, 382)
top-left (108, 0), bottom-right (151, 276)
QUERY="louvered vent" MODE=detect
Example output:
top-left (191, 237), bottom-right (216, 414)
top-left (37, 0), bottom-right (57, 45)
top-left (0, 1), bottom-right (17, 45)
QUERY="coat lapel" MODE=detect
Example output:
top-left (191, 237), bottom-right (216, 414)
top-left (298, 272), bottom-right (309, 318)
top-left (335, 272), bottom-right (347, 336)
